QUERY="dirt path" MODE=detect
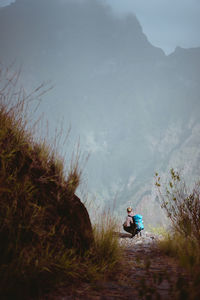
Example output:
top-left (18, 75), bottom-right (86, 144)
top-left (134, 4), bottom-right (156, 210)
top-left (48, 232), bottom-right (189, 300)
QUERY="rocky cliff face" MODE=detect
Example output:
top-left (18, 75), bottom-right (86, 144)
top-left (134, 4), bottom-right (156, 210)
top-left (0, 0), bottom-right (200, 223)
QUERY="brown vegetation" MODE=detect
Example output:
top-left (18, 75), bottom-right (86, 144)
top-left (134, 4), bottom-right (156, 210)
top-left (0, 66), bottom-right (124, 299)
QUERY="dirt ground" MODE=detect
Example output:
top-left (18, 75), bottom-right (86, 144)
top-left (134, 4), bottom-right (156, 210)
top-left (46, 232), bottom-right (190, 300)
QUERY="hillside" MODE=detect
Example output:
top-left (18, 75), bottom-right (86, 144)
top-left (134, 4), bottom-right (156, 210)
top-left (0, 0), bottom-right (200, 222)
top-left (0, 71), bottom-right (95, 297)
top-left (0, 67), bottom-right (127, 299)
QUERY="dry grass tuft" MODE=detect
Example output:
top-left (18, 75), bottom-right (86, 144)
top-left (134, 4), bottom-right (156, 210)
top-left (0, 65), bottom-right (123, 299)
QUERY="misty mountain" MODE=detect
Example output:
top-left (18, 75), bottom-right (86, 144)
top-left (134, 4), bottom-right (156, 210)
top-left (0, 0), bottom-right (200, 223)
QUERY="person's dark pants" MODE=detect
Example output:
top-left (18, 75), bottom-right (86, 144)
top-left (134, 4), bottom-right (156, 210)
top-left (123, 225), bottom-right (142, 237)
top-left (135, 229), bottom-right (142, 237)
top-left (123, 225), bottom-right (136, 237)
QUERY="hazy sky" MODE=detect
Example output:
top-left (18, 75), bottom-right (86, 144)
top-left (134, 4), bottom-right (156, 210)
top-left (105, 0), bottom-right (200, 54)
top-left (0, 0), bottom-right (15, 7)
top-left (1, 0), bottom-right (200, 54)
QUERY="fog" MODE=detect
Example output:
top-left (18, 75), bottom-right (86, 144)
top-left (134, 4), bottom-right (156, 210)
top-left (0, 0), bottom-right (200, 224)
top-left (105, 0), bottom-right (200, 54)
top-left (2, 0), bottom-right (200, 54)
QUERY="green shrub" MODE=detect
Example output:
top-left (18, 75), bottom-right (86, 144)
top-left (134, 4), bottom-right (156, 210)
top-left (155, 169), bottom-right (200, 241)
top-left (155, 169), bottom-right (200, 299)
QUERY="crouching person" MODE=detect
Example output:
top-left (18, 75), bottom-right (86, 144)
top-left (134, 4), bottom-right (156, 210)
top-left (123, 207), bottom-right (136, 238)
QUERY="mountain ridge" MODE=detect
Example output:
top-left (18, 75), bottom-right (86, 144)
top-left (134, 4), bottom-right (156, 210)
top-left (0, 0), bottom-right (200, 223)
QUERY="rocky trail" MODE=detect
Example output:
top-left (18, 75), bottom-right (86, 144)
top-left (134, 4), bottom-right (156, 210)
top-left (48, 232), bottom-right (189, 300)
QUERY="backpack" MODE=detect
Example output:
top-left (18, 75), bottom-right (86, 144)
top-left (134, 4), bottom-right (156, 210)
top-left (133, 214), bottom-right (144, 231)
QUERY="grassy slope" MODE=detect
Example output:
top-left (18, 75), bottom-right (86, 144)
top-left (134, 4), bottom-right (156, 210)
top-left (0, 69), bottom-right (123, 299)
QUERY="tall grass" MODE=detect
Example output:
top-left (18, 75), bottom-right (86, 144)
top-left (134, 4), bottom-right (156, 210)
top-left (0, 65), bottom-right (123, 299)
top-left (155, 169), bottom-right (200, 299)
top-left (92, 210), bottom-right (123, 276)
